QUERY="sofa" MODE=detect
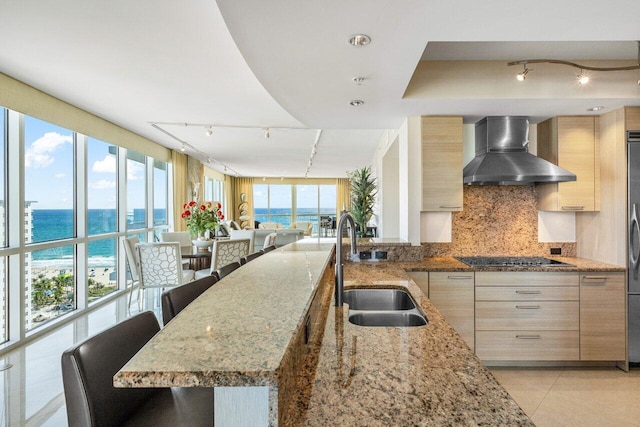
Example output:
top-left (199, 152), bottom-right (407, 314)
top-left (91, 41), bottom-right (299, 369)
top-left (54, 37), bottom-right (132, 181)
top-left (290, 221), bottom-right (313, 237)
top-left (254, 229), bottom-right (303, 251)
top-left (258, 222), bottom-right (284, 230)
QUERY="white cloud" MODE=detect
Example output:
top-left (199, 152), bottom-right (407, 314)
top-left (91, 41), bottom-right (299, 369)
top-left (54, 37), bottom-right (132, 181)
top-left (89, 179), bottom-right (116, 190)
top-left (127, 160), bottom-right (145, 180)
top-left (25, 132), bottom-right (72, 168)
top-left (92, 155), bottom-right (116, 173)
top-left (54, 173), bottom-right (65, 178)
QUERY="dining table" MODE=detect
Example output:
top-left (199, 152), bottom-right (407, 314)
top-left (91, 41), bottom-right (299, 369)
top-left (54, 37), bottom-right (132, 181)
top-left (180, 245), bottom-right (212, 271)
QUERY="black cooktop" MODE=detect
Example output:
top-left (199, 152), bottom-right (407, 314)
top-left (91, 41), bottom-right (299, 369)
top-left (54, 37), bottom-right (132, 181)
top-left (455, 256), bottom-right (574, 267)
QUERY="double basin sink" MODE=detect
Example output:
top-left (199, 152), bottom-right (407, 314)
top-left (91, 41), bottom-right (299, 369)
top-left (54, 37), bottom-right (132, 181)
top-left (343, 288), bottom-right (428, 327)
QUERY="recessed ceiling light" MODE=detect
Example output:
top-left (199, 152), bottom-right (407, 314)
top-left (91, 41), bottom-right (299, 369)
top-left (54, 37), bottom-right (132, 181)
top-left (348, 34), bottom-right (371, 47)
top-left (349, 100), bottom-right (364, 106)
top-left (353, 77), bottom-right (365, 85)
top-left (588, 106), bottom-right (605, 111)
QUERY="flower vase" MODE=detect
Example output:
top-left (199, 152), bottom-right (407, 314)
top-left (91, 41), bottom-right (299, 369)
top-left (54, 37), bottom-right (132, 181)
top-left (192, 232), bottom-right (213, 252)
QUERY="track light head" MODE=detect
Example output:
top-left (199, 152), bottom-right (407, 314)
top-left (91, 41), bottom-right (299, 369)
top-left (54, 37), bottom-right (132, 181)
top-left (264, 128), bottom-right (270, 139)
top-left (516, 64), bottom-right (530, 82)
top-left (577, 70), bottom-right (590, 85)
top-left (205, 126), bottom-right (213, 137)
top-left (180, 144), bottom-right (186, 152)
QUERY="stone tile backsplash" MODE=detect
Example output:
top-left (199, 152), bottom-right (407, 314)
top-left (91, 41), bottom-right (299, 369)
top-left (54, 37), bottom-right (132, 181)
top-left (422, 186), bottom-right (577, 257)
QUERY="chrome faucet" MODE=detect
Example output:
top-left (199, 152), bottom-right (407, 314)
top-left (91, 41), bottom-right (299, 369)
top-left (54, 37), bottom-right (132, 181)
top-left (335, 211), bottom-right (358, 306)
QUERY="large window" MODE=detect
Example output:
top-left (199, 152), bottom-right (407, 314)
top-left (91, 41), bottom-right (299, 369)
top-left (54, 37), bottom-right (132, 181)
top-left (153, 160), bottom-right (168, 226)
top-left (126, 152), bottom-right (146, 230)
top-left (24, 116), bottom-right (75, 243)
top-left (88, 137), bottom-right (117, 235)
top-left (254, 184), bottom-right (336, 235)
top-left (0, 106), bottom-right (170, 343)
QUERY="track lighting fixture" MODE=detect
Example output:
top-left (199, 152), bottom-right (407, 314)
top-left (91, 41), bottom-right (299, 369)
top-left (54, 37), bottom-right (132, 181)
top-left (205, 126), bottom-right (213, 136)
top-left (264, 128), bottom-right (270, 139)
top-left (508, 41), bottom-right (640, 85)
top-left (180, 144), bottom-right (186, 152)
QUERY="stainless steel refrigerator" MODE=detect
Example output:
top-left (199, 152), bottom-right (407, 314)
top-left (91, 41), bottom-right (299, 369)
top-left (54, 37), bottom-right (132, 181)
top-left (628, 130), bottom-right (640, 364)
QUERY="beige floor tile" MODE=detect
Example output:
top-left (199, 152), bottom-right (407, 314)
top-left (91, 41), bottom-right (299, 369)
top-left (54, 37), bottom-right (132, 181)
top-left (491, 367), bottom-right (640, 427)
top-left (489, 368), bottom-right (564, 418)
top-left (531, 388), bottom-right (638, 427)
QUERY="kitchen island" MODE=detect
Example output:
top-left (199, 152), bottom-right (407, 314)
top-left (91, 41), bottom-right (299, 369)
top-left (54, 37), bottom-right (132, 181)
top-left (115, 242), bottom-right (532, 425)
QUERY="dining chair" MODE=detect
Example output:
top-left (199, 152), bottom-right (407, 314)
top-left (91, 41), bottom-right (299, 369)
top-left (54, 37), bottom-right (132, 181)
top-left (263, 232), bottom-right (277, 248)
top-left (136, 243), bottom-right (195, 307)
top-left (160, 231), bottom-right (192, 268)
top-left (61, 311), bottom-right (213, 427)
top-left (230, 229), bottom-right (256, 253)
top-left (194, 238), bottom-right (250, 279)
top-left (161, 275), bottom-right (218, 325)
top-left (122, 236), bottom-right (141, 309)
top-left (216, 261), bottom-right (241, 279)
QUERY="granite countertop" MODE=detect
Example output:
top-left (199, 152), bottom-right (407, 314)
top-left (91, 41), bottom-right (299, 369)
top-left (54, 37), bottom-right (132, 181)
top-left (114, 243), bottom-right (334, 388)
top-left (118, 244), bottom-right (629, 425)
top-left (398, 256), bottom-right (626, 272)
top-left (289, 262), bottom-right (533, 426)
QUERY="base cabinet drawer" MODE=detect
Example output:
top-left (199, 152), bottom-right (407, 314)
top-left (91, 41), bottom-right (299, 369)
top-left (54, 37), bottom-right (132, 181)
top-left (476, 301), bottom-right (579, 330)
top-left (476, 331), bottom-right (580, 361)
top-left (476, 286), bottom-right (579, 301)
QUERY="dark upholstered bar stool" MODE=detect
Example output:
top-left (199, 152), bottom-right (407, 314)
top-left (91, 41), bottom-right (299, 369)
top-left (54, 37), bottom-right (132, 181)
top-left (240, 251), bottom-right (263, 265)
top-left (161, 275), bottom-right (218, 325)
top-left (61, 311), bottom-right (213, 427)
top-left (215, 261), bottom-right (241, 279)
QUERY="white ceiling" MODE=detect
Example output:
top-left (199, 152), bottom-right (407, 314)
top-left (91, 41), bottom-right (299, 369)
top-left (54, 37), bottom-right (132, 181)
top-left (1, 0), bottom-right (639, 177)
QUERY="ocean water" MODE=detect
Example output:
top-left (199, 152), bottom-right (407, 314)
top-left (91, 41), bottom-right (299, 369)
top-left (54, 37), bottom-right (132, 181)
top-left (30, 209), bottom-right (166, 267)
top-left (253, 208), bottom-right (335, 229)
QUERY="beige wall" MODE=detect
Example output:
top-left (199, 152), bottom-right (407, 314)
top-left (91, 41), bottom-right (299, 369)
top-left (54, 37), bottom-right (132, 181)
top-left (0, 73), bottom-right (170, 162)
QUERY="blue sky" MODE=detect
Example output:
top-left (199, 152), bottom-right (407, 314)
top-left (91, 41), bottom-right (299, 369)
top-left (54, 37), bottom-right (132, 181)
top-left (24, 115), bottom-right (145, 210)
top-left (253, 184), bottom-right (335, 210)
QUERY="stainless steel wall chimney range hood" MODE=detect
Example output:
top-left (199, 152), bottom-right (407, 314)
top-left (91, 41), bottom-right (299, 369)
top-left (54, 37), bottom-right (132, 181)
top-left (463, 116), bottom-right (577, 185)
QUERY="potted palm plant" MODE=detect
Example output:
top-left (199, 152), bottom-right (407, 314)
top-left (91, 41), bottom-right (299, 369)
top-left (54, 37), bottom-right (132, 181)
top-left (347, 166), bottom-right (377, 237)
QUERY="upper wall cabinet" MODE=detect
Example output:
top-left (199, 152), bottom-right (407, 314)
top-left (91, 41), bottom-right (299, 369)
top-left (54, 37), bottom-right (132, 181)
top-left (537, 116), bottom-right (600, 212)
top-left (421, 116), bottom-right (463, 211)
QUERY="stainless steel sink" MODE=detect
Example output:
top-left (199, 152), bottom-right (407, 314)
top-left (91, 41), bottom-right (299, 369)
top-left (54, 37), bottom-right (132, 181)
top-left (343, 288), bottom-right (416, 310)
top-left (348, 311), bottom-right (427, 327)
top-left (343, 288), bottom-right (428, 327)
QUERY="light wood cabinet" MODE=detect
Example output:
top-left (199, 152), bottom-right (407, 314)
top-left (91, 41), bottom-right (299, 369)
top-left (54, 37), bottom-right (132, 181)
top-left (475, 272), bottom-right (580, 361)
top-left (407, 271), bottom-right (429, 296)
top-left (580, 273), bottom-right (626, 361)
top-left (537, 116), bottom-right (600, 212)
top-left (429, 272), bottom-right (474, 349)
top-left (421, 116), bottom-right (463, 212)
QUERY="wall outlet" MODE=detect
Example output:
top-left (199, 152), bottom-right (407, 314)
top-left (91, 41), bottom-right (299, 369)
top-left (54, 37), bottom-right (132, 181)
top-left (550, 247), bottom-right (562, 255)
top-left (359, 251), bottom-right (372, 260)
top-left (375, 251), bottom-right (388, 260)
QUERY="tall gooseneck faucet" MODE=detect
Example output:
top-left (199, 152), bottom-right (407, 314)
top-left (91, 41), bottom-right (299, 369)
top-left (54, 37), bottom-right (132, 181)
top-left (335, 211), bottom-right (358, 306)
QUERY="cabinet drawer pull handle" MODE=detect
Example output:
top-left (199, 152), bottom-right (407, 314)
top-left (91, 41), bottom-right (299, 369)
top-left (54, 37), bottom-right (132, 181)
top-left (439, 205), bottom-right (462, 209)
top-left (561, 205), bottom-right (585, 210)
top-left (447, 275), bottom-right (473, 280)
top-left (515, 305), bottom-right (541, 309)
top-left (515, 290), bottom-right (541, 294)
top-left (516, 335), bottom-right (541, 339)
top-left (582, 276), bottom-right (607, 281)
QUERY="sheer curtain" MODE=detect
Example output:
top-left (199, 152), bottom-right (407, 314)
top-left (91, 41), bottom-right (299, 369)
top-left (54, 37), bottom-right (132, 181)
top-left (227, 177), bottom-right (254, 229)
top-left (171, 151), bottom-right (188, 231)
top-left (336, 178), bottom-right (351, 214)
